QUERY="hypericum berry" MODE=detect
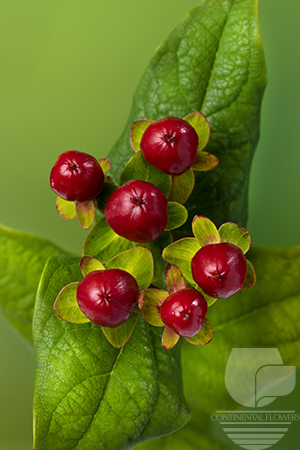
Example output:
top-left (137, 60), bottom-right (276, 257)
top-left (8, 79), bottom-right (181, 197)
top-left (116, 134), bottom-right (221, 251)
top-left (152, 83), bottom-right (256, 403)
top-left (140, 117), bottom-right (199, 175)
top-left (160, 288), bottom-right (207, 338)
top-left (76, 269), bottom-right (139, 328)
top-left (191, 242), bottom-right (248, 298)
top-left (50, 150), bottom-right (104, 202)
top-left (105, 179), bottom-right (168, 243)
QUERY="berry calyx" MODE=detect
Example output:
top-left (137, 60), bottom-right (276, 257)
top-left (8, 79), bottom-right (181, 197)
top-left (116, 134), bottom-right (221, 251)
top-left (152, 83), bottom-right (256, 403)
top-left (191, 242), bottom-right (248, 298)
top-left (160, 288), bottom-right (207, 338)
top-left (105, 179), bottom-right (168, 243)
top-left (76, 269), bottom-right (139, 328)
top-left (140, 117), bottom-right (199, 175)
top-left (50, 150), bottom-right (104, 202)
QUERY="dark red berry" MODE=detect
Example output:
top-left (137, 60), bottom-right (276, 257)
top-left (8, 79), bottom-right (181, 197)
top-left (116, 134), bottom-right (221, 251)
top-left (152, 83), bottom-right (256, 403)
top-left (160, 288), bottom-right (207, 338)
top-left (140, 117), bottom-right (199, 175)
top-left (76, 269), bottom-right (139, 328)
top-left (50, 150), bottom-right (104, 202)
top-left (191, 242), bottom-right (248, 298)
top-left (104, 179), bottom-right (168, 243)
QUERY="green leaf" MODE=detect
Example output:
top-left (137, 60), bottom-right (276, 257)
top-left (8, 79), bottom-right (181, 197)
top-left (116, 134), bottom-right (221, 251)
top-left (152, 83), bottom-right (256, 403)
top-left (184, 318), bottom-right (213, 346)
top-left (183, 111), bottom-right (210, 152)
top-left (33, 257), bottom-right (190, 449)
top-left (83, 217), bottom-right (134, 262)
top-left (94, 176), bottom-right (118, 214)
top-left (181, 245), bottom-right (300, 413)
top-left (218, 222), bottom-right (251, 253)
top-left (55, 196), bottom-right (76, 220)
top-left (191, 151), bottom-right (219, 172)
top-left (167, 169), bottom-right (195, 205)
top-left (53, 282), bottom-right (90, 324)
top-left (162, 326), bottom-right (180, 350)
top-left (80, 256), bottom-right (105, 276)
top-left (98, 158), bottom-right (111, 175)
top-left (162, 238), bottom-right (200, 284)
top-left (102, 312), bottom-right (140, 348)
top-left (165, 265), bottom-right (186, 295)
top-left (105, 246), bottom-right (154, 291)
top-left (130, 120), bottom-right (154, 152)
top-left (166, 202), bottom-right (188, 231)
top-left (138, 288), bottom-right (167, 327)
top-left (0, 223), bottom-right (69, 343)
top-left (241, 259), bottom-right (256, 290)
top-left (192, 215), bottom-right (221, 246)
top-left (75, 200), bottom-right (95, 229)
top-left (119, 151), bottom-right (171, 197)
top-left (108, 0), bottom-right (267, 232)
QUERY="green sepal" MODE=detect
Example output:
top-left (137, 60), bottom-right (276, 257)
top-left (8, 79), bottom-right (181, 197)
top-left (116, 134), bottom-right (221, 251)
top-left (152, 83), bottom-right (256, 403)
top-left (53, 282), bottom-right (90, 324)
top-left (192, 215), bottom-right (221, 247)
top-left (162, 238), bottom-right (200, 284)
top-left (183, 111), bottom-right (210, 152)
top-left (202, 292), bottom-right (218, 307)
top-left (138, 288), bottom-right (167, 327)
top-left (191, 151), bottom-right (219, 172)
top-left (75, 201), bottom-right (95, 230)
top-left (165, 265), bottom-right (186, 295)
top-left (97, 158), bottom-right (111, 175)
top-left (94, 175), bottom-right (118, 214)
top-left (80, 256), bottom-right (105, 277)
top-left (184, 318), bottom-right (213, 346)
top-left (56, 196), bottom-right (76, 220)
top-left (105, 246), bottom-right (154, 291)
top-left (130, 120), bottom-right (154, 152)
top-left (119, 151), bottom-right (171, 197)
top-left (162, 326), bottom-right (180, 350)
top-left (218, 222), bottom-right (251, 254)
top-left (165, 202), bottom-right (188, 231)
top-left (83, 217), bottom-right (134, 263)
top-left (134, 230), bottom-right (172, 282)
top-left (241, 259), bottom-right (257, 290)
top-left (102, 312), bottom-right (140, 348)
top-left (168, 169), bottom-right (195, 205)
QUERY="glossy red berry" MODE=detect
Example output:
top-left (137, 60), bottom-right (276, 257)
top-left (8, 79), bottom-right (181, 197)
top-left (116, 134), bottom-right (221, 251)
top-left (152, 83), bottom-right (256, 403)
top-left (76, 269), bottom-right (139, 328)
top-left (191, 242), bottom-right (248, 298)
top-left (160, 288), bottom-right (207, 338)
top-left (140, 117), bottom-right (199, 175)
top-left (105, 179), bottom-right (168, 243)
top-left (50, 150), bottom-right (104, 202)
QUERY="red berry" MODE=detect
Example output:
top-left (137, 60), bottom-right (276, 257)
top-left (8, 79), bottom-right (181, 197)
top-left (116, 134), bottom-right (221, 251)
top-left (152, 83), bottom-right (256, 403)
top-left (50, 150), bottom-right (104, 202)
top-left (76, 269), bottom-right (139, 328)
top-left (191, 242), bottom-right (248, 298)
top-left (140, 117), bottom-right (199, 175)
top-left (105, 179), bottom-right (168, 243)
top-left (160, 288), bottom-right (207, 338)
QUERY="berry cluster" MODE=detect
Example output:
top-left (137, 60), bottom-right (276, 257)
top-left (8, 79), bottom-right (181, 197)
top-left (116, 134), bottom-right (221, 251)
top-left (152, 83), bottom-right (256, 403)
top-left (51, 112), bottom-right (255, 350)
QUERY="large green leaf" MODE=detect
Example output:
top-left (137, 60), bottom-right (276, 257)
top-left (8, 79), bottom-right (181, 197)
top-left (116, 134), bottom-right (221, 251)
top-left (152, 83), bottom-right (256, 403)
top-left (108, 0), bottom-right (267, 232)
top-left (181, 245), bottom-right (300, 413)
top-left (32, 257), bottom-right (190, 450)
top-left (0, 223), bottom-right (69, 343)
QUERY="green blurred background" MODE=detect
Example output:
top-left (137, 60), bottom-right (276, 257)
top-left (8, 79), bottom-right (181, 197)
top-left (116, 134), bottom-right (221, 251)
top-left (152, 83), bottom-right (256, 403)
top-left (0, 0), bottom-right (299, 448)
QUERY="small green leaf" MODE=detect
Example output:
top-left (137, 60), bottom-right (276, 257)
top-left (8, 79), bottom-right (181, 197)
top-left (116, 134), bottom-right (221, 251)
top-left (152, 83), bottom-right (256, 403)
top-left (130, 120), bottom-right (154, 152)
top-left (241, 259), bottom-right (256, 290)
top-left (54, 282), bottom-right (90, 324)
top-left (218, 221), bottom-right (251, 253)
top-left (83, 217), bottom-right (134, 262)
top-left (165, 265), bottom-right (186, 295)
top-left (184, 318), bottom-right (213, 346)
top-left (163, 238), bottom-right (200, 284)
top-left (55, 196), bottom-right (76, 220)
top-left (97, 158), bottom-right (111, 174)
top-left (94, 176), bottom-right (118, 214)
top-left (119, 151), bottom-right (171, 197)
top-left (191, 151), bottom-right (219, 172)
top-left (75, 200), bottom-right (95, 229)
top-left (162, 326), bottom-right (180, 350)
top-left (202, 292), bottom-right (218, 307)
top-left (138, 288), bottom-right (167, 327)
top-left (105, 246), bottom-right (154, 291)
top-left (192, 215), bottom-right (221, 247)
top-left (102, 312), bottom-right (140, 348)
top-left (168, 169), bottom-right (195, 205)
top-left (183, 111), bottom-right (210, 151)
top-left (165, 202), bottom-right (188, 231)
top-left (80, 256), bottom-right (105, 277)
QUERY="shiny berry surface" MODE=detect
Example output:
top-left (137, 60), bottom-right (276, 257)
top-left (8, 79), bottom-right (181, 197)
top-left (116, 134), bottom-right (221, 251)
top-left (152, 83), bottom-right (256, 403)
top-left (160, 288), bottom-right (207, 337)
top-left (105, 179), bottom-right (168, 243)
top-left (50, 150), bottom-right (104, 202)
top-left (140, 117), bottom-right (198, 175)
top-left (76, 269), bottom-right (139, 328)
top-left (191, 242), bottom-right (248, 298)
